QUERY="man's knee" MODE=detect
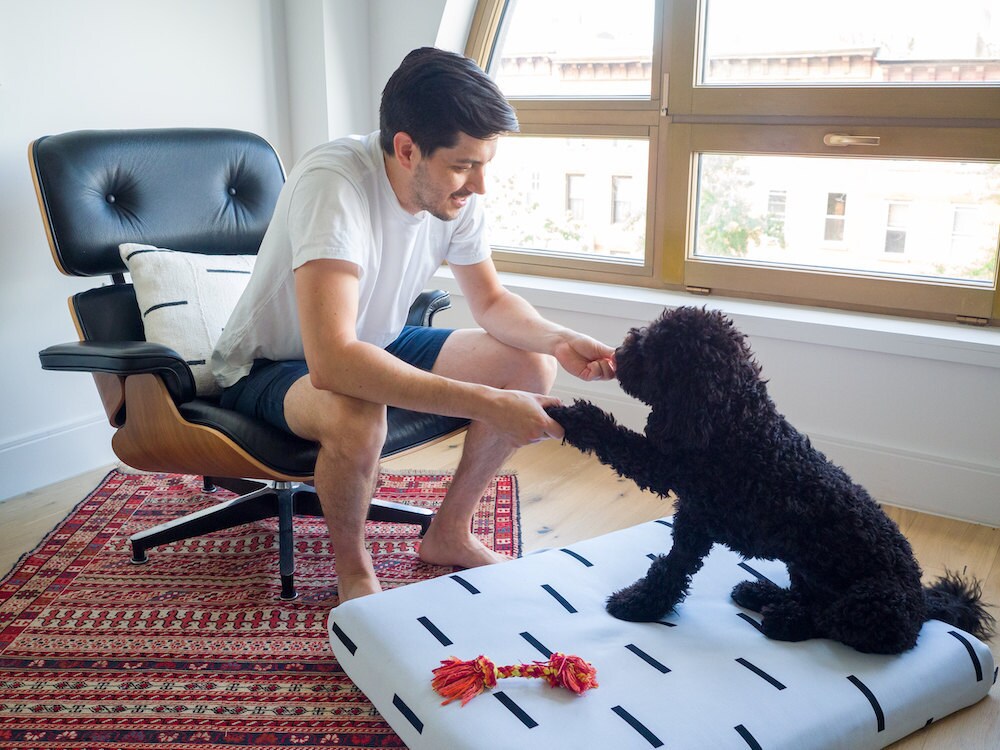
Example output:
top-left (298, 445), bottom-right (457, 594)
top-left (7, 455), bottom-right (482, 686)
top-left (434, 330), bottom-right (556, 392)
top-left (322, 400), bottom-right (387, 461)
top-left (285, 382), bottom-right (387, 462)
top-left (523, 350), bottom-right (558, 393)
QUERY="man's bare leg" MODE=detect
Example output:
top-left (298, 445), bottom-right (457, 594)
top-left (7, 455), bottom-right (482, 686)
top-left (281, 330), bottom-right (556, 591)
top-left (284, 377), bottom-right (388, 602)
top-left (418, 329), bottom-right (557, 568)
top-left (416, 419), bottom-right (514, 567)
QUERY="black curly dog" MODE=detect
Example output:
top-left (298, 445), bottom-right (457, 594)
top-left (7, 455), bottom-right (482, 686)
top-left (547, 306), bottom-right (994, 654)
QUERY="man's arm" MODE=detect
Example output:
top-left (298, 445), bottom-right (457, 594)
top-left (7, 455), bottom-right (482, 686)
top-left (294, 257), bottom-right (563, 446)
top-left (450, 259), bottom-right (616, 382)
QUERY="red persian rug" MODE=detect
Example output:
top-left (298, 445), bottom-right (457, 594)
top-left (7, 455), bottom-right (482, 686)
top-left (0, 470), bottom-right (520, 749)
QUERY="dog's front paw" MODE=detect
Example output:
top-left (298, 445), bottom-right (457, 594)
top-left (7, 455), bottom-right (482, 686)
top-left (606, 580), bottom-right (671, 622)
top-left (546, 400), bottom-right (615, 452)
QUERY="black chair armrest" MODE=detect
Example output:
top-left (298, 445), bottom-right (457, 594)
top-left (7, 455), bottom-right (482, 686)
top-left (39, 340), bottom-right (196, 403)
top-left (407, 290), bottom-right (452, 327)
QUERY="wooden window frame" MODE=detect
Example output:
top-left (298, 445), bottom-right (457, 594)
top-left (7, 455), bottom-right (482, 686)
top-left (466, 0), bottom-right (1000, 324)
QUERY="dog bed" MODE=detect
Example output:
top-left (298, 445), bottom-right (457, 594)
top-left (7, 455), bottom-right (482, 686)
top-left (328, 518), bottom-right (996, 749)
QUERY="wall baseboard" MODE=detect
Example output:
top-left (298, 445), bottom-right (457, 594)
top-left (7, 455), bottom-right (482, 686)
top-left (551, 383), bottom-right (1000, 529)
top-left (0, 417), bottom-right (116, 502)
top-left (6, 390), bottom-right (994, 528)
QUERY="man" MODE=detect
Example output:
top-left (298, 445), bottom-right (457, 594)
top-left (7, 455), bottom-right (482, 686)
top-left (212, 47), bottom-right (615, 602)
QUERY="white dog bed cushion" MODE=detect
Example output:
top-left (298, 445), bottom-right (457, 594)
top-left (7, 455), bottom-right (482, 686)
top-left (328, 518), bottom-right (996, 749)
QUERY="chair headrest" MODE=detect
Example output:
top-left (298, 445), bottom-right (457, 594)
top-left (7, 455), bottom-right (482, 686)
top-left (30, 128), bottom-right (285, 277)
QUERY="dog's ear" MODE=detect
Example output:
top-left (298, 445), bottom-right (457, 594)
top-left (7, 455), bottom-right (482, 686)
top-left (645, 363), bottom-right (722, 449)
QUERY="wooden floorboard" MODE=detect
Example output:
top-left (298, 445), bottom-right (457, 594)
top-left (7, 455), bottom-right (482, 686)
top-left (2, 437), bottom-right (997, 748)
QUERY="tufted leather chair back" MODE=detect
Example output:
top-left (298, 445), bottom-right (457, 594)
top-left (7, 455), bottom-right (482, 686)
top-left (31, 128), bottom-right (284, 278)
top-left (30, 129), bottom-right (284, 347)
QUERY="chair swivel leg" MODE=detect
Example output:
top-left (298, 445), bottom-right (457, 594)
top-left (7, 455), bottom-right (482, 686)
top-left (130, 485), bottom-right (279, 564)
top-left (276, 482), bottom-right (298, 600)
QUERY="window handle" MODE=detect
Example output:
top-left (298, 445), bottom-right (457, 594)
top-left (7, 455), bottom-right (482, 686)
top-left (823, 134), bottom-right (881, 147)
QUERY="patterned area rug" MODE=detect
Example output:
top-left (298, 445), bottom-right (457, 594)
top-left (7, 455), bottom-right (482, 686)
top-left (0, 470), bottom-right (520, 748)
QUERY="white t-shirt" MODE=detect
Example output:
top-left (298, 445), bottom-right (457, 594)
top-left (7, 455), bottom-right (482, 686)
top-left (211, 131), bottom-right (491, 389)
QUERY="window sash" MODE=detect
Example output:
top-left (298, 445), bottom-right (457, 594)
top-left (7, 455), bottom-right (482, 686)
top-left (467, 0), bottom-right (1000, 323)
top-left (673, 123), bottom-right (1000, 318)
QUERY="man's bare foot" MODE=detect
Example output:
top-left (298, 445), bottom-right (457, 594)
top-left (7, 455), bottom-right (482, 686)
top-left (418, 528), bottom-right (509, 569)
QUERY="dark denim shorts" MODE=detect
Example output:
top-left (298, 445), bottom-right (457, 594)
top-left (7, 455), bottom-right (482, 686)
top-left (219, 325), bottom-right (453, 434)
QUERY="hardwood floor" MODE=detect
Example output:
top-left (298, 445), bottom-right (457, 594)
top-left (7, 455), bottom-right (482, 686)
top-left (2, 437), bottom-right (997, 748)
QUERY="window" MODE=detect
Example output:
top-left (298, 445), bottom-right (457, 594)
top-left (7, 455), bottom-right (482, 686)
top-left (884, 202), bottom-right (909, 254)
top-left (612, 176), bottom-right (633, 224)
top-left (824, 193), bottom-right (847, 243)
top-left (529, 171), bottom-right (540, 201)
top-left (953, 206), bottom-right (979, 255)
top-left (468, 0), bottom-right (1000, 323)
top-left (766, 190), bottom-right (787, 246)
top-left (566, 174), bottom-right (586, 220)
top-left (489, 0), bottom-right (654, 98)
top-left (486, 136), bottom-right (648, 262)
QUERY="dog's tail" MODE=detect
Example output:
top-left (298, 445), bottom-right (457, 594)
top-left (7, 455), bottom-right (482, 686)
top-left (923, 570), bottom-right (996, 640)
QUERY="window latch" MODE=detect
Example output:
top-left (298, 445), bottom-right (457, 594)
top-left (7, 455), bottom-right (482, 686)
top-left (823, 134), bottom-right (881, 147)
top-left (956, 315), bottom-right (989, 327)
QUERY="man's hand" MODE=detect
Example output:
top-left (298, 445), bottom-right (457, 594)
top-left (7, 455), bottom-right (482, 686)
top-left (450, 261), bottom-right (616, 384)
top-left (552, 333), bottom-right (616, 382)
top-left (483, 389), bottom-right (565, 446)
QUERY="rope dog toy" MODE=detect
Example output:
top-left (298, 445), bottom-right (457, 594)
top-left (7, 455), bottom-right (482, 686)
top-left (431, 652), bottom-right (598, 706)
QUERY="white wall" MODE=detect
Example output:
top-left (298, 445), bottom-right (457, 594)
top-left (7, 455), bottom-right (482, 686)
top-left (0, 0), bottom-right (291, 499)
top-left (0, 0), bottom-right (456, 502)
top-left (431, 270), bottom-right (1000, 527)
top-left (283, 0), bottom-right (372, 164)
top-left (2, 0), bottom-right (997, 530)
top-left (282, 0), bottom-right (464, 164)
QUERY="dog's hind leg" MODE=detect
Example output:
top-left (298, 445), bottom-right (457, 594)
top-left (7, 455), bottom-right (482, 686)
top-left (751, 571), bottom-right (822, 642)
top-left (757, 598), bottom-right (817, 643)
top-left (731, 579), bottom-right (790, 613)
top-left (815, 579), bottom-right (923, 654)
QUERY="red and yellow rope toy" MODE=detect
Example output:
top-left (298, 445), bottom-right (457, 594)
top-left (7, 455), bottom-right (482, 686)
top-left (431, 652), bottom-right (599, 706)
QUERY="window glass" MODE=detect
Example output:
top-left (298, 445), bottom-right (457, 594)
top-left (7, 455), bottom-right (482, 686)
top-left (884, 202), bottom-right (910, 254)
top-left (486, 136), bottom-right (648, 262)
top-left (693, 153), bottom-right (1000, 286)
top-left (701, 0), bottom-right (1000, 86)
top-left (491, 0), bottom-right (655, 97)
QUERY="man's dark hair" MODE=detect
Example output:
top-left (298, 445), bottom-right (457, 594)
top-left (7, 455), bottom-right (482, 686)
top-left (379, 47), bottom-right (519, 157)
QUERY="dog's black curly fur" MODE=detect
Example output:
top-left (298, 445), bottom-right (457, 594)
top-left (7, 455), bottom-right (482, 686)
top-left (547, 306), bottom-right (994, 654)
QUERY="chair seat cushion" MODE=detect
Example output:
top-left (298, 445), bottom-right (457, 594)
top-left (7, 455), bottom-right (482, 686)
top-left (179, 399), bottom-right (318, 476)
top-left (384, 409), bottom-right (468, 458)
top-left (180, 399), bottom-right (468, 476)
top-left (328, 518), bottom-right (996, 749)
